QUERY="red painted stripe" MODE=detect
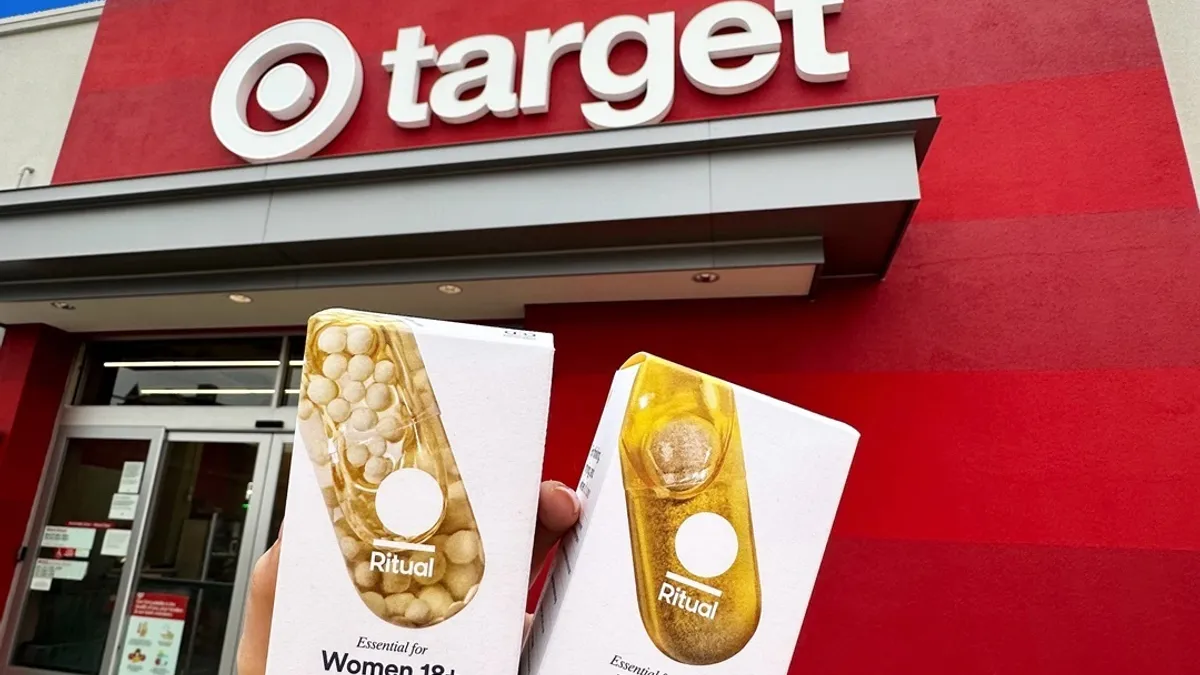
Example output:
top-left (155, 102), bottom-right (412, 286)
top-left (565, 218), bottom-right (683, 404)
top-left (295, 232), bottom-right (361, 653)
top-left (794, 537), bottom-right (1200, 674)
top-left (916, 69), bottom-right (1198, 222)
top-left (533, 366), bottom-right (1200, 551)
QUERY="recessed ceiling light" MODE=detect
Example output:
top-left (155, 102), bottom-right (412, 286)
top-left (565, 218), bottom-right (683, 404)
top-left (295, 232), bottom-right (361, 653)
top-left (50, 301), bottom-right (76, 310)
top-left (228, 293), bottom-right (254, 304)
top-left (437, 284), bottom-right (463, 295)
top-left (692, 272), bottom-right (720, 284)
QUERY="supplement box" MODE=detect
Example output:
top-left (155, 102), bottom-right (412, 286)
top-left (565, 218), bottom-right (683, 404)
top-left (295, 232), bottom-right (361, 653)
top-left (522, 353), bottom-right (858, 675)
top-left (269, 308), bottom-right (554, 675)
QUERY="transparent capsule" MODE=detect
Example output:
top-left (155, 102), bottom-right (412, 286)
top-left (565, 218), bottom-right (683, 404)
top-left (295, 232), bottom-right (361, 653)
top-left (618, 354), bottom-right (761, 665)
top-left (296, 309), bottom-right (486, 627)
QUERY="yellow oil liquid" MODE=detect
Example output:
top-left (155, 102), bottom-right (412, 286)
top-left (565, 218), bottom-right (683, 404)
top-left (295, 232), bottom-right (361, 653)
top-left (297, 309), bottom-right (484, 627)
top-left (619, 354), bottom-right (761, 665)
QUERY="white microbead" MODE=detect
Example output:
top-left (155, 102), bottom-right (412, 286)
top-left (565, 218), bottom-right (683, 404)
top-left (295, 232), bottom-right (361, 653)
top-left (366, 438), bottom-right (387, 457)
top-left (365, 383), bottom-right (392, 412)
top-left (350, 408), bottom-right (378, 432)
top-left (364, 456), bottom-right (391, 483)
top-left (403, 599), bottom-right (431, 625)
top-left (346, 443), bottom-right (369, 467)
top-left (382, 572), bottom-right (412, 595)
top-left (346, 325), bottom-right (375, 355)
top-left (298, 399), bottom-right (314, 420)
top-left (376, 415), bottom-right (406, 442)
top-left (361, 592), bottom-right (387, 617)
top-left (307, 377), bottom-right (337, 405)
top-left (317, 326), bottom-right (347, 353)
top-left (347, 354), bottom-right (374, 381)
top-left (339, 536), bottom-right (364, 560)
top-left (374, 360), bottom-right (397, 384)
top-left (341, 381), bottom-right (366, 403)
top-left (418, 585), bottom-right (453, 616)
top-left (327, 398), bottom-right (351, 423)
top-left (443, 563), bottom-right (481, 600)
top-left (354, 560), bottom-right (380, 588)
top-left (413, 552), bottom-right (447, 585)
top-left (445, 530), bottom-right (480, 565)
top-left (321, 353), bottom-right (348, 380)
top-left (442, 499), bottom-right (473, 531)
top-left (385, 592), bottom-right (415, 616)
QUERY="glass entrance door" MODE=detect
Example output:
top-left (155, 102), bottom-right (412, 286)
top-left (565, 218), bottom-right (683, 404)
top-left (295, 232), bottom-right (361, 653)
top-left (3, 429), bottom-right (294, 675)
top-left (4, 426), bottom-right (167, 675)
top-left (121, 433), bottom-right (268, 675)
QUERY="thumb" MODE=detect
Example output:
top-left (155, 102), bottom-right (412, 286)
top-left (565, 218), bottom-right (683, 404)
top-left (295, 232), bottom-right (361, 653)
top-left (237, 533), bottom-right (282, 675)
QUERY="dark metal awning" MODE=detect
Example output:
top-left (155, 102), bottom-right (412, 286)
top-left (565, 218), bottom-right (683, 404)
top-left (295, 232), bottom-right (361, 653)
top-left (0, 97), bottom-right (938, 331)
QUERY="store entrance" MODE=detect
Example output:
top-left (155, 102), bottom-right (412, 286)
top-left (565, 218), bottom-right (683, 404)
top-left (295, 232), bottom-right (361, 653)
top-left (2, 428), bottom-right (293, 675)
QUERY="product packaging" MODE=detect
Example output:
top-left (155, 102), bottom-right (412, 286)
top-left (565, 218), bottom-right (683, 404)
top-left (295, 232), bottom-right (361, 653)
top-left (269, 308), bottom-right (554, 675)
top-left (522, 353), bottom-right (858, 675)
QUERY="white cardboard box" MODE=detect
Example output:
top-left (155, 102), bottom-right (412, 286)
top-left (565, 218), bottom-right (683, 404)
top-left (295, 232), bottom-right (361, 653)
top-left (523, 353), bottom-right (858, 675)
top-left (268, 309), bottom-right (553, 675)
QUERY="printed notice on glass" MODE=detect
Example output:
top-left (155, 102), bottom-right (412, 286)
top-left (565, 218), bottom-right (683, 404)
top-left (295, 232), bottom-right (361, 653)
top-left (109, 494), bottom-right (139, 520)
top-left (30, 561), bottom-right (53, 591)
top-left (31, 558), bottom-right (89, 590)
top-left (102, 529), bottom-right (132, 557)
top-left (41, 525), bottom-right (97, 551)
top-left (117, 592), bottom-right (189, 675)
top-left (118, 461), bottom-right (145, 494)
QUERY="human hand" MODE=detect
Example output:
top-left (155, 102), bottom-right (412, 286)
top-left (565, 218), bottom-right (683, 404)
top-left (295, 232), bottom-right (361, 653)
top-left (235, 480), bottom-right (581, 675)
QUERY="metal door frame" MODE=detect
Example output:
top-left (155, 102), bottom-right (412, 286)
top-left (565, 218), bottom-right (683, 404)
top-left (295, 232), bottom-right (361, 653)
top-left (0, 425), bottom-right (167, 675)
top-left (154, 431), bottom-right (272, 675)
top-left (223, 432), bottom-right (292, 675)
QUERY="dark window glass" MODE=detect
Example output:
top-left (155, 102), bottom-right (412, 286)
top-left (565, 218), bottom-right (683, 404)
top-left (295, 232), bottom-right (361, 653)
top-left (75, 339), bottom-right (284, 407)
top-left (125, 441), bottom-right (259, 675)
top-left (283, 336), bottom-right (305, 407)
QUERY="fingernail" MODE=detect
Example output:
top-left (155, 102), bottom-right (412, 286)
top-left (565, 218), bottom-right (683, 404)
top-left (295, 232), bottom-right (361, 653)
top-left (554, 484), bottom-right (581, 518)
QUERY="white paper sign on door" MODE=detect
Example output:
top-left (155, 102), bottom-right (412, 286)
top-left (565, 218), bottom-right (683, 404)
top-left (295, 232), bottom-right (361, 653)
top-left (30, 561), bottom-right (54, 591)
top-left (32, 558), bottom-right (89, 584)
top-left (41, 526), bottom-right (97, 550)
top-left (109, 494), bottom-right (139, 520)
top-left (119, 461), bottom-right (145, 494)
top-left (102, 529), bottom-right (132, 557)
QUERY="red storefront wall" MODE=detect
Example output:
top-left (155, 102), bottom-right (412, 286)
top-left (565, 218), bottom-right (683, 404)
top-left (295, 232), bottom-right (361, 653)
top-left (0, 328), bottom-right (79, 606)
top-left (0, 0), bottom-right (1193, 671)
top-left (523, 49), bottom-right (1200, 675)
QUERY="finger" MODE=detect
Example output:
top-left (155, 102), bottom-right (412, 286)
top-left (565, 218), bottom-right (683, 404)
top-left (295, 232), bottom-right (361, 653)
top-left (236, 534), bottom-right (282, 675)
top-left (529, 481), bottom-right (581, 579)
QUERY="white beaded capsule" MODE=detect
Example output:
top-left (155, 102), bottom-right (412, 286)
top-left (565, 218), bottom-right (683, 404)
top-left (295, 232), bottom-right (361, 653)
top-left (341, 381), bottom-right (366, 404)
top-left (317, 326), bottom-right (347, 354)
top-left (307, 377), bottom-right (337, 405)
top-left (321, 353), bottom-right (348, 380)
top-left (346, 325), bottom-right (375, 355)
top-left (365, 383), bottom-right (392, 412)
top-left (347, 354), bottom-right (374, 382)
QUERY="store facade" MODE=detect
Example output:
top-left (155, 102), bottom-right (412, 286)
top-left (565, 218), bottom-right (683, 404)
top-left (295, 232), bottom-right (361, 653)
top-left (0, 0), bottom-right (1198, 674)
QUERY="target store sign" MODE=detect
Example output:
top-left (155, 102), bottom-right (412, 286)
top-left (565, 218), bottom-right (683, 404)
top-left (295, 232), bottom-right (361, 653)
top-left (210, 0), bottom-right (849, 164)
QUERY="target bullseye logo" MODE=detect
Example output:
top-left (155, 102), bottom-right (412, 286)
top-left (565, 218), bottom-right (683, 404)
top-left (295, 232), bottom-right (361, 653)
top-left (210, 19), bottom-right (363, 163)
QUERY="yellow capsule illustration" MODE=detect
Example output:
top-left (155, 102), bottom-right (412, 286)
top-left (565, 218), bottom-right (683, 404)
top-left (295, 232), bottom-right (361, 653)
top-left (618, 354), bottom-right (761, 665)
top-left (296, 309), bottom-right (485, 627)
